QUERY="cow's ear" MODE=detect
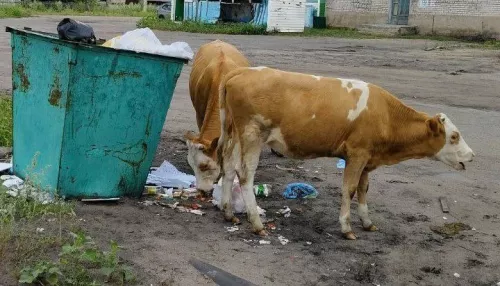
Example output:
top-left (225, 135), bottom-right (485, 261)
top-left (426, 116), bottom-right (441, 136)
top-left (184, 131), bottom-right (197, 141)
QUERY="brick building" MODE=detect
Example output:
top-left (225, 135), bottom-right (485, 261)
top-left (327, 0), bottom-right (500, 37)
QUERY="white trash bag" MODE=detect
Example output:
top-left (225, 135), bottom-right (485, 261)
top-left (102, 28), bottom-right (193, 60)
top-left (212, 177), bottom-right (265, 215)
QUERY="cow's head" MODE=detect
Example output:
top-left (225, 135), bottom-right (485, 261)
top-left (428, 113), bottom-right (475, 170)
top-left (185, 131), bottom-right (220, 192)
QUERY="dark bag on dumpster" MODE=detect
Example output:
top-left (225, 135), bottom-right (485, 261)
top-left (57, 18), bottom-right (96, 44)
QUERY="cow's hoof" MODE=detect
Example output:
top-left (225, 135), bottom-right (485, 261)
top-left (256, 229), bottom-right (268, 237)
top-left (225, 215), bottom-right (240, 225)
top-left (271, 148), bottom-right (284, 157)
top-left (363, 224), bottom-right (378, 232)
top-left (343, 232), bottom-right (357, 240)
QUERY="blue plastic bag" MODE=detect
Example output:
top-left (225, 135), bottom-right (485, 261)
top-left (337, 159), bottom-right (346, 169)
top-left (283, 183), bottom-right (318, 199)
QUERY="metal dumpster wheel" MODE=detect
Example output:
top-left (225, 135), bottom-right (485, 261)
top-left (271, 148), bottom-right (284, 157)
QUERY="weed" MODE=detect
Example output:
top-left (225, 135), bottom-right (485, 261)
top-left (19, 232), bottom-right (136, 285)
top-left (0, 95), bottom-right (12, 147)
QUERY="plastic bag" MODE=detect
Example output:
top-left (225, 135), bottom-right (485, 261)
top-left (283, 183), bottom-right (318, 199)
top-left (337, 159), bottom-right (346, 169)
top-left (57, 18), bottom-right (96, 44)
top-left (102, 28), bottom-right (193, 60)
top-left (212, 178), bottom-right (265, 215)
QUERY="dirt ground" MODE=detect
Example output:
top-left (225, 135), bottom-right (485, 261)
top-left (1, 16), bottom-right (500, 286)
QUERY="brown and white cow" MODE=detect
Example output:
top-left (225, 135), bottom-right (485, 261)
top-left (212, 66), bottom-right (475, 240)
top-left (184, 40), bottom-right (250, 192)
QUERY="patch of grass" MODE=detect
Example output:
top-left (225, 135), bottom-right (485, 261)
top-left (0, 3), bottom-right (155, 18)
top-left (19, 232), bottom-right (136, 285)
top-left (137, 17), bottom-right (268, 35)
top-left (0, 95), bottom-right (12, 147)
top-left (0, 5), bottom-right (32, 19)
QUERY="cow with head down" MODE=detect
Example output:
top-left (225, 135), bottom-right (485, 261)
top-left (184, 40), bottom-right (250, 192)
top-left (207, 66), bottom-right (475, 239)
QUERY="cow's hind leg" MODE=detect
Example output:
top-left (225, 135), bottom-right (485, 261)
top-left (221, 141), bottom-right (240, 225)
top-left (357, 171), bottom-right (377, 232)
top-left (339, 156), bottom-right (367, 240)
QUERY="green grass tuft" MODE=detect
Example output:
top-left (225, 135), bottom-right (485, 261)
top-left (0, 95), bottom-right (12, 147)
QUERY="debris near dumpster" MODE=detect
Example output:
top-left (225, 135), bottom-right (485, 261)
top-left (146, 160), bottom-right (196, 189)
top-left (163, 200), bottom-right (206, 215)
top-left (254, 184), bottom-right (271, 197)
top-left (277, 206), bottom-right (291, 218)
top-left (1, 175), bottom-right (53, 204)
top-left (102, 28), bottom-right (194, 60)
top-left (225, 226), bottom-right (239, 232)
top-left (57, 18), bottom-right (96, 44)
top-left (259, 240), bottom-right (271, 245)
top-left (143, 185), bottom-right (164, 195)
top-left (337, 159), bottom-right (346, 169)
top-left (278, 235), bottom-right (289, 245)
top-left (283, 183), bottom-right (318, 199)
top-left (81, 198), bottom-right (120, 203)
top-left (212, 178), bottom-right (266, 215)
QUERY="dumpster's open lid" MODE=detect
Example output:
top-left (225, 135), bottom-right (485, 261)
top-left (6, 26), bottom-right (189, 64)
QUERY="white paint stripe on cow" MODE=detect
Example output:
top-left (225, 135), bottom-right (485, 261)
top-left (338, 78), bottom-right (370, 121)
top-left (358, 203), bottom-right (372, 228)
top-left (312, 75), bottom-right (321, 81)
top-left (249, 66), bottom-right (267, 71)
top-left (339, 214), bottom-right (351, 233)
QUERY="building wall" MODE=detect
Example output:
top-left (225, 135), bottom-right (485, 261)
top-left (326, 0), bottom-right (500, 37)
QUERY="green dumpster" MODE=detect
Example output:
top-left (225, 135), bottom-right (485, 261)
top-left (7, 27), bottom-right (188, 199)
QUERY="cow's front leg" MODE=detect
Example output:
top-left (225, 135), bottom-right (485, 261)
top-left (339, 157), bottom-right (367, 240)
top-left (221, 143), bottom-right (240, 224)
top-left (357, 171), bottom-right (377, 232)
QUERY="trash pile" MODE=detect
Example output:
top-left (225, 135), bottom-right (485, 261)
top-left (1, 175), bottom-right (54, 204)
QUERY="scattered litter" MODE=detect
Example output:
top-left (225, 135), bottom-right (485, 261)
top-left (243, 239), bottom-right (254, 243)
top-left (306, 241), bottom-right (312, 245)
top-left (443, 217), bottom-right (448, 220)
top-left (454, 273), bottom-right (460, 278)
top-left (225, 226), bottom-right (239, 232)
top-left (371, 263), bottom-right (375, 266)
top-left (259, 240), bottom-right (271, 245)
top-left (102, 28), bottom-right (193, 60)
top-left (36, 228), bottom-right (45, 233)
top-left (146, 160), bottom-right (196, 188)
top-left (1, 175), bottom-right (23, 188)
top-left (212, 178), bottom-right (265, 215)
top-left (424, 46), bottom-right (445, 51)
top-left (472, 227), bottom-right (476, 231)
top-left (1, 175), bottom-right (53, 204)
top-left (439, 197), bottom-right (450, 213)
top-left (47, 218), bottom-right (56, 222)
top-left (254, 184), bottom-right (271, 198)
top-left (278, 235), bottom-right (289, 245)
top-left (430, 222), bottom-right (472, 238)
top-left (189, 209), bottom-right (205, 216)
top-left (337, 159), bottom-right (346, 169)
top-left (0, 162), bottom-right (11, 173)
top-left (283, 183), bottom-right (318, 199)
top-left (267, 223), bottom-right (276, 230)
top-left (277, 206), bottom-right (291, 218)
top-left (144, 185), bottom-right (164, 195)
top-left (387, 180), bottom-right (410, 184)
top-left (276, 165), bottom-right (298, 172)
top-left (496, 282), bottom-right (500, 286)
top-left (141, 200), bottom-right (155, 206)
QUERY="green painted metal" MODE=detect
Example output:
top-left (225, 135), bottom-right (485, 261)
top-left (318, 0), bottom-right (326, 17)
top-left (174, 0), bottom-right (184, 21)
top-left (7, 27), bottom-right (187, 199)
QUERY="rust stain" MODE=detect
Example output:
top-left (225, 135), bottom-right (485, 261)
top-left (16, 64), bottom-right (30, 92)
top-left (108, 71), bottom-right (142, 79)
top-left (48, 76), bottom-right (62, 107)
